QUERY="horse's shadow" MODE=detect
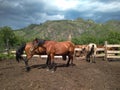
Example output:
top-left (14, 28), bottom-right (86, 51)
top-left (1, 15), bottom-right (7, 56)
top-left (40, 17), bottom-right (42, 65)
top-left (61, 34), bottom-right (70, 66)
top-left (56, 63), bottom-right (76, 67)
top-left (30, 63), bottom-right (76, 70)
top-left (30, 64), bottom-right (47, 69)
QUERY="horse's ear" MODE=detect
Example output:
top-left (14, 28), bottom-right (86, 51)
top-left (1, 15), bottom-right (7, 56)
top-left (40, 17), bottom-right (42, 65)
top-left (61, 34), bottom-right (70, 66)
top-left (82, 47), bottom-right (86, 51)
top-left (35, 38), bottom-right (38, 41)
top-left (34, 38), bottom-right (39, 43)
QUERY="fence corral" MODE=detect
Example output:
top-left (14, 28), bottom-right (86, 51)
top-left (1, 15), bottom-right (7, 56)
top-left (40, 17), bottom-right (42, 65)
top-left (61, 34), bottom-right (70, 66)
top-left (104, 41), bottom-right (120, 61)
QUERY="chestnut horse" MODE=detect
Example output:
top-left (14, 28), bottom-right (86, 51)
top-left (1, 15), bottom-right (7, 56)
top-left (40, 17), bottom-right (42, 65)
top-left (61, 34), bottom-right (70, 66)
top-left (16, 42), bottom-right (47, 71)
top-left (32, 38), bottom-right (75, 72)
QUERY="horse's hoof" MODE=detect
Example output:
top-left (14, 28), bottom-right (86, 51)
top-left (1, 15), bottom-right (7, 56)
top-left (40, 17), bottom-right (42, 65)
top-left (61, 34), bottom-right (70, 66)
top-left (86, 60), bottom-right (89, 62)
top-left (46, 69), bottom-right (50, 71)
top-left (51, 71), bottom-right (55, 73)
top-left (66, 64), bottom-right (69, 67)
top-left (71, 63), bottom-right (75, 66)
top-left (26, 67), bottom-right (30, 72)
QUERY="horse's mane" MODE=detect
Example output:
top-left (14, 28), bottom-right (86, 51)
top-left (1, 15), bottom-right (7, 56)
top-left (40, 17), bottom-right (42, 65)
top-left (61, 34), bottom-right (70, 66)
top-left (16, 43), bottom-right (26, 54)
top-left (86, 45), bottom-right (95, 58)
top-left (89, 45), bottom-right (94, 54)
top-left (34, 38), bottom-right (46, 46)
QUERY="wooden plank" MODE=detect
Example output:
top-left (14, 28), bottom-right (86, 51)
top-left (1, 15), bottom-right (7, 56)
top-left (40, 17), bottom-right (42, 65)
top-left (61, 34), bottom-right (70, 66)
top-left (107, 56), bottom-right (120, 58)
top-left (106, 45), bottom-right (120, 47)
top-left (97, 48), bottom-right (104, 51)
top-left (107, 54), bottom-right (115, 56)
top-left (11, 48), bottom-right (105, 54)
top-left (107, 50), bottom-right (120, 54)
top-left (11, 51), bottom-right (16, 54)
top-left (41, 55), bottom-right (67, 58)
top-left (21, 54), bottom-right (68, 58)
top-left (74, 48), bottom-right (82, 51)
top-left (96, 54), bottom-right (105, 57)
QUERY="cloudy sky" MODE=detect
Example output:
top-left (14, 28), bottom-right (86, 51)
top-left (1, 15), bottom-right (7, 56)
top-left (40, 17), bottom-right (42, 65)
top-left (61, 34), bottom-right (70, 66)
top-left (0, 0), bottom-right (120, 29)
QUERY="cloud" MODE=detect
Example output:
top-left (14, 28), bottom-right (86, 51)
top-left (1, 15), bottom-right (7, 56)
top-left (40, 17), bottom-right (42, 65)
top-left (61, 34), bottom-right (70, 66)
top-left (94, 1), bottom-right (120, 12)
top-left (0, 0), bottom-right (120, 29)
top-left (49, 0), bottom-right (79, 11)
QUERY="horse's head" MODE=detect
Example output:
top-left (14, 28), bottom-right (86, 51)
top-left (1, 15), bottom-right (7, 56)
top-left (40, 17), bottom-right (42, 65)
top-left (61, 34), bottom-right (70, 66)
top-left (80, 47), bottom-right (87, 57)
top-left (31, 38), bottom-right (45, 52)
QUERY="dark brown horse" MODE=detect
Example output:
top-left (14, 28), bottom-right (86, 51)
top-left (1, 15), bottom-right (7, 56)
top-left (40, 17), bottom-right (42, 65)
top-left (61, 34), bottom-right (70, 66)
top-left (32, 38), bottom-right (75, 72)
top-left (16, 42), bottom-right (47, 71)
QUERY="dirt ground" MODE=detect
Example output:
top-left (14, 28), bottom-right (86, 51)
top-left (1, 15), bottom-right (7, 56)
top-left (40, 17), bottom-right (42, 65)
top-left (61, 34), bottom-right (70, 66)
top-left (0, 57), bottom-right (120, 90)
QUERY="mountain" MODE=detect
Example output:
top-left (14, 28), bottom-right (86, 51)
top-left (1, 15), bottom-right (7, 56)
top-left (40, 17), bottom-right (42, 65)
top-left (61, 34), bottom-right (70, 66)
top-left (14, 18), bottom-right (120, 41)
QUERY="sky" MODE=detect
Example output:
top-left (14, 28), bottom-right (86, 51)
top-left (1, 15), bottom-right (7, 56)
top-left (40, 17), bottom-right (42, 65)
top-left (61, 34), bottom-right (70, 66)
top-left (0, 0), bottom-right (120, 29)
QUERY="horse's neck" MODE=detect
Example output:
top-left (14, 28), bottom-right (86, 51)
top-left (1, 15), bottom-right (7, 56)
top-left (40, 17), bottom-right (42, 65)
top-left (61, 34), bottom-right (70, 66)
top-left (43, 41), bottom-right (55, 48)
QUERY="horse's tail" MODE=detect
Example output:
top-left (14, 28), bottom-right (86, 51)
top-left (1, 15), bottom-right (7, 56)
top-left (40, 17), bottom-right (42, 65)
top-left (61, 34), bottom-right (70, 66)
top-left (16, 43), bottom-right (26, 62)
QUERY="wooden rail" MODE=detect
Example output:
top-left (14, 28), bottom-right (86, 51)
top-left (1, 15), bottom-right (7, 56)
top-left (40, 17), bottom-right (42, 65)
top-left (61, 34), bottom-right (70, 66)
top-left (5, 42), bottom-right (120, 61)
top-left (9, 47), bottom-right (105, 58)
top-left (1, 41), bottom-right (119, 61)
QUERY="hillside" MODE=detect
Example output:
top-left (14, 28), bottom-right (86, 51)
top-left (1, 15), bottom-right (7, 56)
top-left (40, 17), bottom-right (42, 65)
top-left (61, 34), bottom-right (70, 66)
top-left (14, 18), bottom-right (120, 41)
top-left (14, 18), bottom-right (94, 41)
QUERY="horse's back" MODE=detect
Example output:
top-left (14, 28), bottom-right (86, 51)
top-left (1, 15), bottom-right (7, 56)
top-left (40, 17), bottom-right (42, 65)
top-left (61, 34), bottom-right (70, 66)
top-left (54, 41), bottom-right (75, 54)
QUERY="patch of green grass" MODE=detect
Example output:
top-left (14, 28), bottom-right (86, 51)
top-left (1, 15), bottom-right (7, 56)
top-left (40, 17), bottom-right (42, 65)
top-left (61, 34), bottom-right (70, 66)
top-left (0, 53), bottom-right (15, 60)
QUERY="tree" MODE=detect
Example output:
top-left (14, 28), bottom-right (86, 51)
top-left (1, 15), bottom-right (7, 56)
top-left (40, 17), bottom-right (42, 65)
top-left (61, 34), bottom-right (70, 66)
top-left (107, 31), bottom-right (120, 44)
top-left (0, 26), bottom-right (16, 49)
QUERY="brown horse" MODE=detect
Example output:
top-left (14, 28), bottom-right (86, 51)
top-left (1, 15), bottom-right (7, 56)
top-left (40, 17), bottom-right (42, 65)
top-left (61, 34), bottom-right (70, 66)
top-left (32, 38), bottom-right (75, 72)
top-left (16, 42), bottom-right (47, 71)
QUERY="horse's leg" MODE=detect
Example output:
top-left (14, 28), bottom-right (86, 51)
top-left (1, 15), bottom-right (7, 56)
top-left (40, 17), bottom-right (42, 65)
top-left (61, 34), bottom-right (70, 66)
top-left (70, 55), bottom-right (74, 65)
top-left (66, 55), bottom-right (71, 67)
top-left (66, 51), bottom-right (74, 66)
top-left (23, 55), bottom-right (32, 71)
top-left (88, 56), bottom-right (90, 62)
top-left (46, 56), bottom-right (50, 66)
top-left (50, 53), bottom-right (56, 72)
top-left (92, 55), bottom-right (96, 63)
top-left (46, 55), bottom-right (51, 70)
top-left (70, 54), bottom-right (74, 66)
top-left (23, 58), bottom-right (30, 71)
top-left (90, 55), bottom-right (92, 63)
top-left (86, 54), bottom-right (90, 62)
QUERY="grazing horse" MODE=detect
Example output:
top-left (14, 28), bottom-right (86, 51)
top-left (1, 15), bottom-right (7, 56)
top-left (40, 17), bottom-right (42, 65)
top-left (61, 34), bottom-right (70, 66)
top-left (81, 43), bottom-right (97, 63)
top-left (32, 38), bottom-right (75, 72)
top-left (16, 42), bottom-right (47, 71)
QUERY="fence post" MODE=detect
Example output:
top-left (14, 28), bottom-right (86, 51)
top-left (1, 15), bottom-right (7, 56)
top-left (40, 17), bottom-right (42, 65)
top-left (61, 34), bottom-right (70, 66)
top-left (104, 41), bottom-right (107, 61)
top-left (68, 34), bottom-right (72, 41)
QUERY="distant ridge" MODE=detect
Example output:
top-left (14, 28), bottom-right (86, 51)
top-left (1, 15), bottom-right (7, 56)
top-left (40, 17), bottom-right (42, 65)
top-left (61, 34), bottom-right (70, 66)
top-left (14, 19), bottom-right (120, 41)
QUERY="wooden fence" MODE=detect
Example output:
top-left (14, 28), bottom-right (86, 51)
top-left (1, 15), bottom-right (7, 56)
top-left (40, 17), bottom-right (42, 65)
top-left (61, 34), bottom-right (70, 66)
top-left (74, 47), bottom-right (105, 58)
top-left (2, 41), bottom-right (120, 60)
top-left (104, 41), bottom-right (120, 61)
top-left (9, 47), bottom-right (105, 58)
